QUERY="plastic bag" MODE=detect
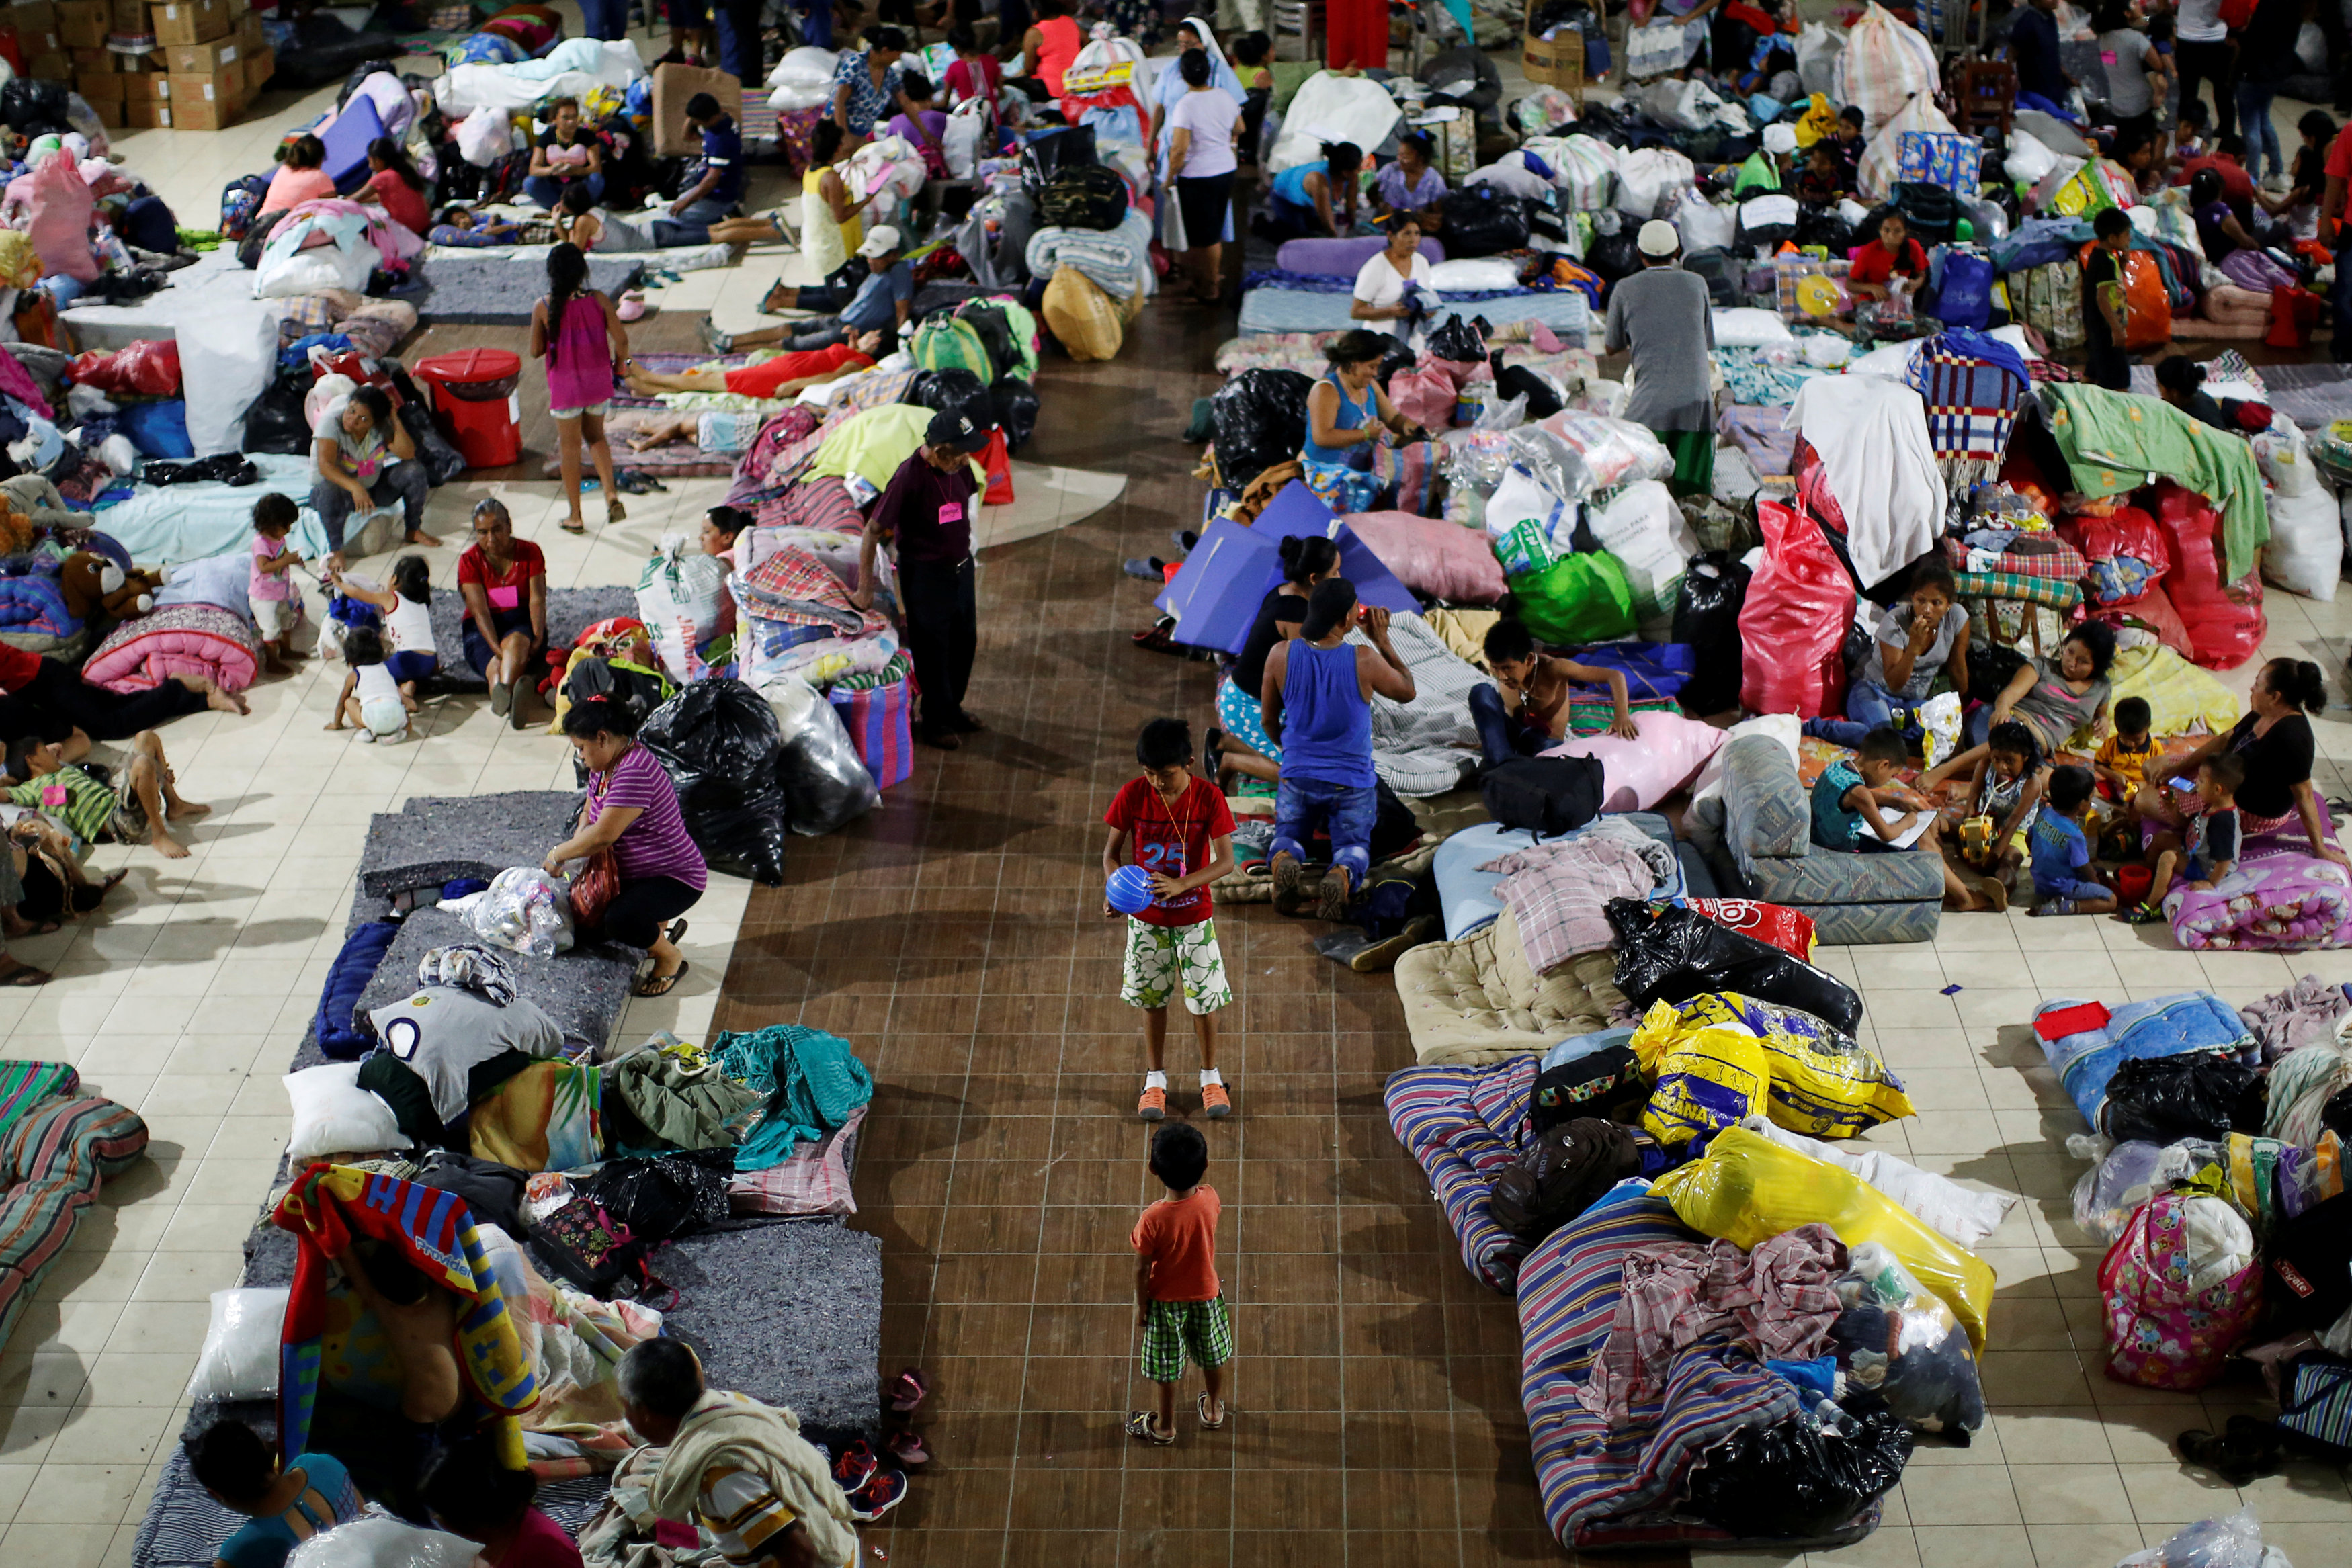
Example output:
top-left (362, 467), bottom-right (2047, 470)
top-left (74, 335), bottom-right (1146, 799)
top-left (1208, 367), bottom-right (1313, 492)
top-left (635, 533), bottom-right (732, 684)
top-left (1437, 186), bottom-right (1531, 257)
top-left (456, 104), bottom-right (511, 167)
top-left (1042, 265), bottom-right (1123, 363)
top-left (187, 1287), bottom-right (291, 1401)
top-left (1606, 898), bottom-right (1863, 1034)
top-left (2101, 1053), bottom-right (2262, 1144)
top-left (1427, 314), bottom-right (1490, 364)
top-left (1672, 552), bottom-right (1749, 717)
top-left (909, 366), bottom-right (989, 419)
top-left (286, 1516), bottom-right (479, 1568)
top-left (1655, 1124), bottom-right (1997, 1351)
top-left (68, 339), bottom-right (180, 396)
top-left (992, 377), bottom-right (1040, 451)
top-left (469, 867), bottom-right (575, 956)
top-left (2114, 1508), bottom-right (2291, 1568)
top-left (2257, 425), bottom-right (2338, 603)
top-left (583, 1151), bottom-right (732, 1241)
top-left (1585, 480), bottom-right (1697, 619)
top-left (1831, 1242), bottom-right (1986, 1434)
top-left (1635, 992), bottom-right (1915, 1140)
top-left (1687, 1396), bottom-right (1914, 1538)
top-left (640, 679), bottom-right (794, 885)
top-left (2072, 1139), bottom-right (2224, 1246)
top-left (1615, 146), bottom-right (1696, 219)
top-left (1508, 550), bottom-right (1637, 647)
top-left (1506, 410), bottom-right (1671, 503)
top-left (1633, 997), bottom-right (1770, 1148)
top-left (1833, 3), bottom-right (1939, 134)
top-left (1739, 500), bottom-right (1855, 717)
top-left (761, 672), bottom-right (882, 836)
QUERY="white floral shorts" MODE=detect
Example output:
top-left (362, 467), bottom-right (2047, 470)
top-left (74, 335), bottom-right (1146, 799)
top-left (1120, 917), bottom-right (1232, 1016)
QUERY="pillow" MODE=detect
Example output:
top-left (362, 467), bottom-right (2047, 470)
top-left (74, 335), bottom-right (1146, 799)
top-left (1428, 257), bottom-right (1521, 292)
top-left (1712, 308), bottom-right (1794, 348)
top-left (153, 552), bottom-right (254, 623)
top-left (186, 1287), bottom-right (291, 1401)
top-left (285, 1061), bottom-right (403, 1162)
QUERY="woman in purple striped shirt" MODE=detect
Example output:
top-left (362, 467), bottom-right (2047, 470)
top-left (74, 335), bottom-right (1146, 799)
top-left (543, 697), bottom-right (707, 996)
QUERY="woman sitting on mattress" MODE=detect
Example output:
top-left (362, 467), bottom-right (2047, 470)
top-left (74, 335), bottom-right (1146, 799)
top-left (542, 695), bottom-right (706, 998)
top-left (1297, 329), bottom-right (1428, 514)
top-left (2134, 656), bottom-right (2351, 871)
top-left (1208, 534), bottom-right (1339, 790)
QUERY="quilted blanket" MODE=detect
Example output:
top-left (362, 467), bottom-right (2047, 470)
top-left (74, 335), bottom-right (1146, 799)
top-left (2168, 808), bottom-right (2352, 952)
top-left (1352, 610), bottom-right (1485, 797)
top-left (1385, 1057), bottom-right (1537, 1291)
top-left (2033, 990), bottom-right (2257, 1131)
top-left (83, 601), bottom-right (259, 694)
top-left (0, 1091), bottom-right (148, 1350)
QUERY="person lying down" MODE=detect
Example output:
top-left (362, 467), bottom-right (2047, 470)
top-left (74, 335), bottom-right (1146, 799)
top-left (620, 328), bottom-right (884, 402)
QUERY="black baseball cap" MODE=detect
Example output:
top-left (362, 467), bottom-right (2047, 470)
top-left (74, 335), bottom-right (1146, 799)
top-left (926, 408), bottom-right (993, 453)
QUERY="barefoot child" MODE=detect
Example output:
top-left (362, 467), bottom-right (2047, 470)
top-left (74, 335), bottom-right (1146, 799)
top-left (249, 494), bottom-right (308, 673)
top-left (330, 556), bottom-right (438, 700)
top-left (1473, 616), bottom-right (1641, 758)
top-left (1128, 1122), bottom-right (1230, 1447)
top-left (1104, 718), bottom-right (1236, 1121)
top-left (2029, 765), bottom-right (2117, 915)
top-left (1945, 720), bottom-right (2050, 909)
top-left (325, 626), bottom-right (415, 742)
top-left (1812, 728), bottom-right (1988, 909)
top-left (2094, 696), bottom-right (2156, 807)
top-left (529, 241), bottom-right (631, 535)
top-left (2119, 754), bottom-right (2242, 923)
top-left (5, 729), bottom-right (206, 859)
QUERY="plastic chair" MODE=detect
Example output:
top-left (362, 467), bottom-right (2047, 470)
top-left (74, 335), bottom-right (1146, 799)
top-left (321, 95), bottom-right (386, 196)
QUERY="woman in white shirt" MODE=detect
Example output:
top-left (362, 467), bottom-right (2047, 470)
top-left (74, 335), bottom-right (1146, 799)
top-left (1351, 216), bottom-right (1434, 342)
top-left (1163, 48), bottom-right (1244, 304)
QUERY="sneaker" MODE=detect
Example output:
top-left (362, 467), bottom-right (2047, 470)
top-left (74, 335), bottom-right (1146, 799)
top-left (697, 318), bottom-right (732, 354)
top-left (846, 1467), bottom-right (907, 1522)
top-left (353, 728), bottom-right (376, 744)
top-left (1136, 1083), bottom-right (1167, 1121)
top-left (2029, 898), bottom-right (2077, 917)
top-left (1200, 1080), bottom-right (1232, 1119)
top-left (830, 1440), bottom-right (878, 1494)
top-left (2118, 900), bottom-right (2165, 925)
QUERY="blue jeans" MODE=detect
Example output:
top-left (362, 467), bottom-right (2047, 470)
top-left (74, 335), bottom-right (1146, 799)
top-left (579, 0), bottom-right (628, 37)
top-left (2236, 79), bottom-right (2283, 181)
top-left (654, 194), bottom-right (733, 246)
top-left (523, 172), bottom-right (604, 210)
top-left (1803, 679), bottom-right (1918, 748)
top-left (1469, 683), bottom-right (1544, 767)
top-left (310, 461), bottom-right (428, 550)
top-left (1273, 775), bottom-right (1378, 882)
top-left (712, 0), bottom-right (763, 87)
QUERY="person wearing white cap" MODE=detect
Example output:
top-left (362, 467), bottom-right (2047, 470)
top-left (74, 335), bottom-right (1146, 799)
top-left (1735, 121), bottom-right (1798, 196)
top-left (703, 224), bottom-right (913, 356)
top-left (1604, 220), bottom-right (1716, 492)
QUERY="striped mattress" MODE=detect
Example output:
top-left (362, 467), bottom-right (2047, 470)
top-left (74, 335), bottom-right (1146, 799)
top-left (1382, 1057), bottom-right (1536, 1293)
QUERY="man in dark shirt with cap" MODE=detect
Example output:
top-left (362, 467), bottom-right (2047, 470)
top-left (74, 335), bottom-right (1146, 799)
top-left (853, 408), bottom-right (993, 748)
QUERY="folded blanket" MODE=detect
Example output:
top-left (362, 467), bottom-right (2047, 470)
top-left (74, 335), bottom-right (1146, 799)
top-left (1351, 610), bottom-right (1484, 796)
top-left (2034, 990), bottom-right (2255, 1131)
top-left (1482, 834), bottom-right (1661, 975)
top-left (1027, 210), bottom-right (1157, 300)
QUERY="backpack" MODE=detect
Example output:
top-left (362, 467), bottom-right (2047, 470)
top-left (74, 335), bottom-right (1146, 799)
top-left (1488, 1117), bottom-right (1641, 1243)
top-left (1480, 754), bottom-right (1605, 838)
top-left (953, 297), bottom-right (1040, 381)
top-left (909, 314), bottom-right (997, 381)
top-left (2266, 1192), bottom-right (2352, 1332)
top-left (1529, 1044), bottom-right (1647, 1133)
top-left (2278, 1353), bottom-right (2352, 1459)
top-left (219, 175), bottom-right (271, 243)
top-left (529, 1196), bottom-right (661, 1299)
top-left (2097, 1191), bottom-right (2263, 1391)
top-left (1036, 164), bottom-right (1128, 231)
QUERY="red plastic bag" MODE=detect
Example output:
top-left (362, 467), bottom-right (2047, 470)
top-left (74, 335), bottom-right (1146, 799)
top-left (979, 427), bottom-right (1013, 506)
top-left (1388, 365), bottom-right (1458, 431)
top-left (67, 339), bottom-right (181, 396)
top-left (1682, 898), bottom-right (1817, 959)
top-left (2268, 286), bottom-right (2322, 350)
top-left (2091, 580), bottom-right (2195, 662)
top-left (2152, 480), bottom-right (2265, 669)
top-left (1739, 499), bottom-right (1854, 717)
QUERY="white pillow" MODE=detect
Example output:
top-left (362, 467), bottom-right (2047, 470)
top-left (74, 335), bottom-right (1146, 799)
top-left (1712, 308), bottom-right (1794, 348)
top-left (1428, 257), bottom-right (1521, 292)
top-left (187, 1287), bottom-right (290, 1401)
top-left (285, 1061), bottom-right (403, 1163)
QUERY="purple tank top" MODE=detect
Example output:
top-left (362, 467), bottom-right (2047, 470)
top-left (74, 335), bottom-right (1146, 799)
top-left (545, 292), bottom-right (614, 412)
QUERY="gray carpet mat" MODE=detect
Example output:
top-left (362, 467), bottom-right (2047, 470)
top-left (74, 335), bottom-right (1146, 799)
top-left (359, 791), bottom-right (584, 898)
top-left (661, 1221), bottom-right (882, 1434)
top-left (423, 586), bottom-right (640, 693)
top-left (414, 253), bottom-right (646, 324)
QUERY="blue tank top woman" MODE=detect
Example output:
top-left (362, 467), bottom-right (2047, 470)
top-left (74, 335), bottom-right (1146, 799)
top-left (1267, 159), bottom-right (1326, 232)
top-left (1302, 372), bottom-right (1376, 466)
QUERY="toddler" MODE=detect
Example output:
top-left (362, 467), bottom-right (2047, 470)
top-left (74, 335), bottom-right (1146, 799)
top-left (327, 625), bottom-right (415, 742)
top-left (1812, 728), bottom-right (1986, 910)
top-left (1104, 718), bottom-right (1236, 1121)
top-left (2119, 754), bottom-right (2242, 924)
top-left (330, 555), bottom-right (438, 699)
top-left (1127, 1122), bottom-right (1229, 1446)
top-left (1948, 720), bottom-right (2048, 909)
top-left (249, 493), bottom-right (307, 674)
top-left (2093, 695), bottom-right (2156, 804)
top-left (2028, 765), bottom-right (2117, 916)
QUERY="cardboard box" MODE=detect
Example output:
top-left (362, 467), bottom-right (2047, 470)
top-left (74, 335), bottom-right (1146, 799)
top-left (1521, 17), bottom-right (1583, 95)
top-left (55, 0), bottom-right (103, 47)
top-left (125, 68), bottom-right (168, 97)
top-left (67, 42), bottom-right (103, 64)
top-left (26, 49), bottom-right (70, 79)
top-left (89, 96), bottom-right (122, 125)
top-left (171, 87), bottom-right (232, 126)
top-left (74, 67), bottom-right (120, 97)
top-left (160, 32), bottom-right (228, 72)
top-left (233, 4), bottom-right (255, 45)
top-left (124, 97), bottom-right (169, 126)
top-left (241, 41), bottom-right (270, 95)
top-left (148, 0), bottom-right (226, 44)
top-left (8, 2), bottom-right (58, 40)
top-left (166, 64), bottom-right (230, 103)
top-left (106, 0), bottom-right (140, 27)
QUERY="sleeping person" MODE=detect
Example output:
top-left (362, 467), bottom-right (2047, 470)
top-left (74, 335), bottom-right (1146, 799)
top-left (622, 327), bottom-right (884, 400)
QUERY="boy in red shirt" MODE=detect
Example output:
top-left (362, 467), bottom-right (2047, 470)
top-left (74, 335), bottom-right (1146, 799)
top-left (1103, 717), bottom-right (1237, 1121)
top-left (1127, 1123), bottom-right (1229, 1446)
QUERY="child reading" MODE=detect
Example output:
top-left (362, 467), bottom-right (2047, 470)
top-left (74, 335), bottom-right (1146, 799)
top-left (325, 625), bottom-right (415, 743)
top-left (2119, 754), bottom-right (2242, 924)
top-left (2027, 764), bottom-right (2117, 915)
top-left (330, 555), bottom-right (438, 699)
top-left (1127, 1122), bottom-right (1230, 1447)
top-left (249, 494), bottom-right (308, 674)
top-left (1812, 728), bottom-right (1986, 909)
top-left (1103, 718), bottom-right (1236, 1122)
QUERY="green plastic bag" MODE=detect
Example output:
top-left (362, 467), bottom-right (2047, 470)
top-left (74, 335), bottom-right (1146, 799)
top-left (1509, 551), bottom-right (1637, 646)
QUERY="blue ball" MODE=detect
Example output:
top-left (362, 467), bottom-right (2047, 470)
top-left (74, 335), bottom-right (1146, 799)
top-left (1106, 863), bottom-right (1157, 915)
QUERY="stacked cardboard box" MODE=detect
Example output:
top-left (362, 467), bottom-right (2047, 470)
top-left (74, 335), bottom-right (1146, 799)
top-left (6, 3), bottom-right (73, 85)
top-left (24, 0), bottom-right (267, 128)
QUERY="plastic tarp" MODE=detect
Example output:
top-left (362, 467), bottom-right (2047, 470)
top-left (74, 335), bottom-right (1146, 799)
top-left (1266, 70), bottom-right (1404, 175)
top-left (1156, 483), bottom-right (1417, 653)
top-left (179, 295), bottom-right (280, 457)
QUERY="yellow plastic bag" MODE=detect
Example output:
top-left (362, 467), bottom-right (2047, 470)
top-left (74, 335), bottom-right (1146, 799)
top-left (1632, 998), bottom-right (1769, 1149)
top-left (1043, 265), bottom-right (1124, 362)
top-left (1634, 994), bottom-right (1915, 1140)
top-left (1654, 1125), bottom-right (1994, 1350)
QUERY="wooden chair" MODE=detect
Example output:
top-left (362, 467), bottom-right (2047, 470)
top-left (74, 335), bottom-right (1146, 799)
top-left (1947, 55), bottom-right (2015, 142)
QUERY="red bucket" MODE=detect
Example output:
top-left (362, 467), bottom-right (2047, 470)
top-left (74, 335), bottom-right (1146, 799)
top-left (414, 349), bottom-right (523, 468)
top-left (2115, 864), bottom-right (2153, 904)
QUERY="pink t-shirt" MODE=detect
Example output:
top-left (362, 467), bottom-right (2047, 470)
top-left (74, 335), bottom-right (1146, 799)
top-left (260, 165), bottom-right (338, 216)
top-left (251, 533), bottom-right (293, 602)
top-left (591, 742), bottom-right (709, 893)
top-left (499, 1508), bottom-right (585, 1568)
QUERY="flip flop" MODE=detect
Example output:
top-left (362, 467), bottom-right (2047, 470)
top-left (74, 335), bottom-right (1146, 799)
top-left (1124, 1411), bottom-right (1175, 1446)
top-left (665, 919), bottom-right (689, 947)
top-left (884, 1429), bottom-right (929, 1465)
top-left (1196, 1393), bottom-right (1225, 1430)
top-left (560, 521), bottom-right (587, 535)
top-left (885, 1367), bottom-right (929, 1411)
top-left (0, 963), bottom-right (50, 986)
top-left (634, 960), bottom-right (689, 998)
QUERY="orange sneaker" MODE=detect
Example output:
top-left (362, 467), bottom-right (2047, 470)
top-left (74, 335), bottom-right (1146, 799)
top-left (1200, 1081), bottom-right (1232, 1119)
top-left (1137, 1083), bottom-right (1167, 1120)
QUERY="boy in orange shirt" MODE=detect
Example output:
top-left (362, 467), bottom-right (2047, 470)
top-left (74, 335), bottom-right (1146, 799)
top-left (1127, 1123), bottom-right (1230, 1446)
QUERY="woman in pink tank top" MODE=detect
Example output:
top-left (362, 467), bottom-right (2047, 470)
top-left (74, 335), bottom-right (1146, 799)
top-left (529, 242), bottom-right (632, 534)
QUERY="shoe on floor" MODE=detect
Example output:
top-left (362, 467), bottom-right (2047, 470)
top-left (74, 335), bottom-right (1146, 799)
top-left (697, 318), bottom-right (733, 354)
top-left (2029, 898), bottom-right (2076, 917)
top-left (1200, 1080), bottom-right (1232, 1118)
top-left (1123, 556), bottom-right (1166, 581)
top-left (847, 1468), bottom-right (907, 1521)
top-left (1137, 1083), bottom-right (1167, 1121)
top-left (919, 726), bottom-right (962, 750)
top-left (830, 1440), bottom-right (877, 1493)
top-left (1349, 912), bottom-right (1440, 973)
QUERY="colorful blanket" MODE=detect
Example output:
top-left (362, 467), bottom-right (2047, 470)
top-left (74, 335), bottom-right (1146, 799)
top-left (2169, 807), bottom-right (2352, 952)
top-left (728, 367), bottom-right (919, 496)
top-left (0, 1059), bottom-right (77, 1145)
top-left (1904, 343), bottom-right (2027, 487)
top-left (272, 1164), bottom-right (538, 1467)
top-left (711, 1025), bottom-right (875, 1171)
top-left (1384, 1058), bottom-right (1538, 1292)
top-left (468, 1061), bottom-right (601, 1174)
top-left (729, 1106), bottom-right (864, 1216)
top-left (1950, 568), bottom-right (2081, 610)
top-left (1939, 533), bottom-right (2087, 582)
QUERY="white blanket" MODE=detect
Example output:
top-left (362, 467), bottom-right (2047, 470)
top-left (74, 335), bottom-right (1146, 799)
top-left (1349, 611), bottom-right (1483, 797)
top-left (437, 39), bottom-right (644, 115)
top-left (1786, 373), bottom-right (1947, 588)
top-left (1267, 70), bottom-right (1403, 175)
top-left (1740, 1117), bottom-right (2017, 1249)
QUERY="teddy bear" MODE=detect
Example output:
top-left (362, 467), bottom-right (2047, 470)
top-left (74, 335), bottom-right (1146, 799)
top-left (58, 550), bottom-right (160, 629)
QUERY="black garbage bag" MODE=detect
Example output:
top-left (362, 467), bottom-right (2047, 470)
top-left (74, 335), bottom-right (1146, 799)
top-left (582, 1152), bottom-right (732, 1242)
top-left (563, 656), bottom-right (673, 732)
top-left (243, 372), bottom-right (314, 455)
top-left (1426, 313), bottom-right (1490, 364)
top-left (992, 376), bottom-right (1040, 450)
top-left (1585, 216), bottom-right (1642, 293)
top-left (1606, 898), bottom-right (1863, 1033)
top-left (1673, 552), bottom-right (1751, 716)
top-left (1437, 187), bottom-right (1530, 257)
top-left (1493, 360), bottom-right (1564, 419)
top-left (769, 675), bottom-right (881, 837)
top-left (909, 366), bottom-right (989, 419)
top-left (1688, 1397), bottom-right (1914, 1539)
top-left (1421, 45), bottom-right (1501, 112)
top-left (1375, 343), bottom-right (1417, 389)
top-left (1488, 1116), bottom-right (1642, 1243)
top-left (2267, 1194), bottom-right (2352, 1331)
top-left (639, 679), bottom-right (794, 884)
top-left (2100, 1052), bottom-right (2263, 1143)
top-left (398, 401), bottom-right (464, 485)
top-left (1209, 367), bottom-right (1312, 490)
top-left (0, 77), bottom-right (71, 138)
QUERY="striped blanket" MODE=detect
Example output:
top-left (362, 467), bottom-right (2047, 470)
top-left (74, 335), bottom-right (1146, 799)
top-left (0, 1059), bottom-right (77, 1144)
top-left (1904, 344), bottom-right (2027, 488)
top-left (1027, 210), bottom-right (1155, 300)
top-left (1384, 1059), bottom-right (1538, 1292)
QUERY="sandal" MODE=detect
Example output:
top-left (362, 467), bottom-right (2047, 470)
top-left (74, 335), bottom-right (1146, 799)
top-left (665, 919), bottom-right (689, 947)
top-left (884, 1428), bottom-right (929, 1465)
top-left (0, 961), bottom-right (50, 987)
top-left (633, 960), bottom-right (689, 998)
top-left (1125, 1411), bottom-right (1175, 1446)
top-left (1196, 1392), bottom-right (1225, 1430)
top-left (560, 519), bottom-right (587, 535)
top-left (607, 499), bottom-right (628, 523)
top-left (885, 1367), bottom-right (929, 1411)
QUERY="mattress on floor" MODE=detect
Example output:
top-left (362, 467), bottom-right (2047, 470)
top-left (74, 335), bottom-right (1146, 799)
top-left (358, 791), bottom-right (587, 898)
top-left (660, 1221), bottom-right (882, 1434)
top-left (1239, 287), bottom-right (1591, 341)
top-left (1433, 814), bottom-right (1683, 941)
top-left (415, 249), bottom-right (646, 323)
top-left (538, 409), bottom-right (743, 478)
top-left (423, 585), bottom-right (641, 691)
top-left (1385, 1056), bottom-right (1537, 1292)
top-left (1718, 403), bottom-right (1796, 478)
top-left (59, 248), bottom-right (274, 351)
top-left (1394, 906), bottom-right (1630, 1065)
top-left (351, 904), bottom-right (642, 1058)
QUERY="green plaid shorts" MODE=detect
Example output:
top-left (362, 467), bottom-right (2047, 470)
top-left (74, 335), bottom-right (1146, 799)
top-left (1141, 1293), bottom-right (1232, 1383)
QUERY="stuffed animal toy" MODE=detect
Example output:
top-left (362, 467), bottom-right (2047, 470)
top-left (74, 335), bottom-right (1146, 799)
top-left (58, 550), bottom-right (159, 627)
top-left (0, 500), bottom-right (36, 558)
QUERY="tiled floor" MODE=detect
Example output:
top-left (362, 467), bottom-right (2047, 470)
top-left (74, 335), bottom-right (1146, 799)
top-left (4, 18), bottom-right (2352, 1568)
